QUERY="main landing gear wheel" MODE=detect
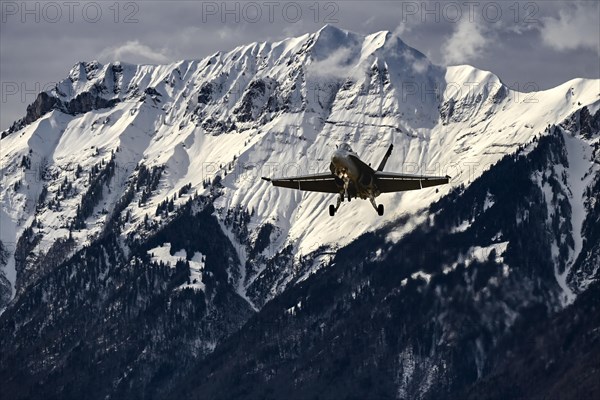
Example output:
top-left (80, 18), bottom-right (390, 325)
top-left (329, 204), bottom-right (336, 216)
top-left (377, 204), bottom-right (384, 216)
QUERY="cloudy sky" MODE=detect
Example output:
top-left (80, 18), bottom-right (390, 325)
top-left (1, 0), bottom-right (598, 131)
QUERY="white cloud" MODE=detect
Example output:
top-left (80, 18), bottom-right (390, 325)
top-left (540, 2), bottom-right (600, 53)
top-left (383, 23), bottom-right (412, 54)
top-left (99, 40), bottom-right (170, 64)
top-left (390, 22), bottom-right (411, 39)
top-left (442, 19), bottom-right (488, 65)
top-left (400, 49), bottom-right (430, 74)
top-left (306, 47), bottom-right (362, 80)
top-left (383, 23), bottom-right (431, 74)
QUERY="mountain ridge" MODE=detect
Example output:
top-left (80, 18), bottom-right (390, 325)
top-left (0, 26), bottom-right (599, 399)
top-left (1, 25), bottom-right (598, 308)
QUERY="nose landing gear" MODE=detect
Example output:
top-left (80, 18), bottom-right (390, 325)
top-left (330, 173), bottom-right (351, 217)
top-left (329, 191), bottom-right (344, 217)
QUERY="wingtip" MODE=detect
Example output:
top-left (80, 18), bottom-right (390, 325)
top-left (261, 177), bottom-right (271, 182)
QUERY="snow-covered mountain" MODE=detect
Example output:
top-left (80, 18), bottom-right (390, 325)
top-left (1, 25), bottom-right (598, 309)
top-left (171, 122), bottom-right (600, 400)
top-left (1, 26), bottom-right (599, 399)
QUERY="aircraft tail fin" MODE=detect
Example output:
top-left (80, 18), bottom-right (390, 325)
top-left (377, 144), bottom-right (394, 171)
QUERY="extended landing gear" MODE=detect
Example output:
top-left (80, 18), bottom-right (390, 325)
top-left (329, 191), bottom-right (345, 217)
top-left (330, 195), bottom-right (383, 216)
top-left (369, 196), bottom-right (384, 216)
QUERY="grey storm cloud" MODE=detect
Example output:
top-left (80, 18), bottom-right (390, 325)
top-left (1, 0), bottom-right (599, 131)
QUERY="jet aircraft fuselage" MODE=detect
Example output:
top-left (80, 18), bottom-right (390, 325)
top-left (329, 143), bottom-right (378, 201)
top-left (262, 142), bottom-right (449, 216)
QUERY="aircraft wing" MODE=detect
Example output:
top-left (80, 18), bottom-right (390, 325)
top-left (262, 173), bottom-right (340, 193)
top-left (375, 172), bottom-right (450, 193)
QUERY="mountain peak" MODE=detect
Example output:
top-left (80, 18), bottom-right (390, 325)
top-left (310, 24), bottom-right (361, 61)
top-left (317, 23), bottom-right (346, 35)
top-left (68, 60), bottom-right (103, 82)
top-left (313, 24), bottom-right (355, 45)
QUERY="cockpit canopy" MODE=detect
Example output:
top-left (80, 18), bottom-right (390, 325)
top-left (339, 143), bottom-right (353, 152)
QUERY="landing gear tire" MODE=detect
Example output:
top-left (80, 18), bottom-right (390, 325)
top-left (377, 204), bottom-right (384, 216)
top-left (329, 204), bottom-right (336, 217)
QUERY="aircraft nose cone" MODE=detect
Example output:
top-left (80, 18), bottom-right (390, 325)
top-left (332, 150), bottom-right (344, 165)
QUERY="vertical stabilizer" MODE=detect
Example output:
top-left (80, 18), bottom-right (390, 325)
top-left (377, 144), bottom-right (394, 171)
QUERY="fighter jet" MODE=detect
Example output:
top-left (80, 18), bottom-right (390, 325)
top-left (262, 143), bottom-right (450, 216)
